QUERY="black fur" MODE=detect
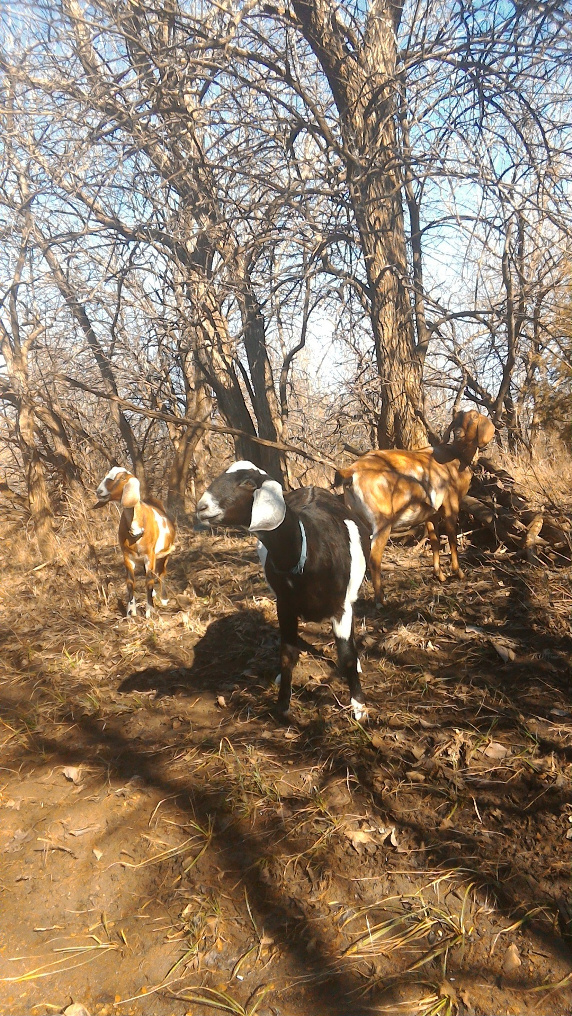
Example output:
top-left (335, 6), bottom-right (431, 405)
top-left (197, 465), bottom-right (370, 717)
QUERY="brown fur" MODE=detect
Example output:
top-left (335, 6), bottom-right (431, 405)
top-left (335, 410), bottom-right (495, 601)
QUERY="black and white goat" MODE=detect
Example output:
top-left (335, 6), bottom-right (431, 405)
top-left (196, 461), bottom-right (370, 720)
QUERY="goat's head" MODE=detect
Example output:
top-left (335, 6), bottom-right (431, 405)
top-left (94, 466), bottom-right (140, 508)
top-left (448, 410), bottom-right (495, 450)
top-left (197, 461), bottom-right (286, 531)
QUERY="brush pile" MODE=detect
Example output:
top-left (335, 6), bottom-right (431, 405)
top-left (462, 457), bottom-right (571, 566)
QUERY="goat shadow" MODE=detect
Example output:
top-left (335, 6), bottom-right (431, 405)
top-left (118, 606), bottom-right (344, 700)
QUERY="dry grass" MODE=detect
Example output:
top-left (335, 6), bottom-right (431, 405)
top-left (497, 432), bottom-right (572, 514)
top-left (0, 472), bottom-right (571, 1016)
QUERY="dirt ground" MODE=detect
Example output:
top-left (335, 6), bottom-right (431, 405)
top-left (0, 511), bottom-right (571, 1016)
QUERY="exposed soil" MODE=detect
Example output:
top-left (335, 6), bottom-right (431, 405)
top-left (0, 516), bottom-right (571, 1016)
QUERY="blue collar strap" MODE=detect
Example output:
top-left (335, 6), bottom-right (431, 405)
top-left (271, 520), bottom-right (307, 575)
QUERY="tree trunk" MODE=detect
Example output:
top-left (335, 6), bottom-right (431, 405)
top-left (291, 0), bottom-right (427, 449)
top-left (18, 396), bottom-right (57, 559)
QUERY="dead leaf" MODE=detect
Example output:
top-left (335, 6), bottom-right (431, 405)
top-left (93, 847), bottom-right (103, 860)
top-left (370, 731), bottom-right (385, 749)
top-left (62, 766), bottom-right (83, 784)
top-left (503, 942), bottom-right (522, 975)
top-left (283, 729), bottom-right (298, 740)
top-left (406, 770), bottom-right (426, 783)
top-left (63, 1005), bottom-right (91, 1016)
top-left (491, 639), bottom-right (516, 662)
top-left (216, 695), bottom-right (226, 708)
top-left (344, 827), bottom-right (376, 852)
top-left (483, 741), bottom-right (510, 760)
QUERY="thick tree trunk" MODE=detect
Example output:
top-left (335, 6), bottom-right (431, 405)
top-left (291, 0), bottom-right (427, 449)
top-left (18, 397), bottom-right (57, 559)
top-left (239, 269), bottom-right (286, 481)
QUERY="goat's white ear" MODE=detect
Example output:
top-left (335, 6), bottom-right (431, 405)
top-left (249, 480), bottom-right (286, 532)
top-left (121, 476), bottom-right (140, 508)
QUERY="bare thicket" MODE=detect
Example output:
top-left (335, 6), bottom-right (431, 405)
top-left (0, 0), bottom-right (570, 555)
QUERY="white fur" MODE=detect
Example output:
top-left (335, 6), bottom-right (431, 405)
top-left (257, 541), bottom-right (268, 568)
top-left (249, 480), bottom-right (286, 531)
top-left (96, 465), bottom-right (129, 499)
top-left (107, 465), bottom-right (127, 479)
top-left (196, 490), bottom-right (221, 519)
top-left (226, 460), bottom-right (267, 475)
top-left (152, 508), bottom-right (173, 555)
top-left (332, 521), bottom-right (366, 640)
top-left (351, 698), bottom-right (368, 722)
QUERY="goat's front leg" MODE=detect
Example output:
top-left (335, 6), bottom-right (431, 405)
top-left (370, 524), bottom-right (391, 606)
top-left (332, 609), bottom-right (366, 722)
top-left (124, 555), bottom-right (137, 617)
top-left (426, 519), bottom-right (446, 582)
top-left (276, 601), bottom-right (299, 716)
top-left (443, 515), bottom-right (464, 579)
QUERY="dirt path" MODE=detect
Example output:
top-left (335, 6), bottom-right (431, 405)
top-left (0, 524), bottom-right (571, 1015)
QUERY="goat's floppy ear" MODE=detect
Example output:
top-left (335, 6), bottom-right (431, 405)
top-left (249, 479), bottom-right (286, 532)
top-left (477, 416), bottom-right (495, 448)
top-left (121, 476), bottom-right (141, 508)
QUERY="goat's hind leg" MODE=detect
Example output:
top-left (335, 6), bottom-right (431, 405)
top-left (156, 555), bottom-right (170, 606)
top-left (370, 524), bottom-right (391, 606)
top-left (332, 609), bottom-right (367, 722)
top-left (144, 555), bottom-right (158, 618)
top-left (124, 555), bottom-right (137, 617)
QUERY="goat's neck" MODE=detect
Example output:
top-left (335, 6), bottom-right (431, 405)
top-left (256, 506), bottom-right (303, 573)
top-left (123, 502), bottom-right (144, 528)
top-left (435, 440), bottom-right (477, 470)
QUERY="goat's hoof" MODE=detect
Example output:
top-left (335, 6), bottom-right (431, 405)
top-left (126, 603), bottom-right (137, 618)
top-left (434, 570), bottom-right (446, 583)
top-left (454, 568), bottom-right (465, 580)
top-left (351, 698), bottom-right (368, 723)
top-left (145, 607), bottom-right (153, 619)
top-left (160, 598), bottom-right (169, 606)
top-left (274, 673), bottom-right (282, 686)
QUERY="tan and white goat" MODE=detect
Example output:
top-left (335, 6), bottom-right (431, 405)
top-left (334, 410), bottom-right (495, 602)
top-left (95, 467), bottom-right (176, 618)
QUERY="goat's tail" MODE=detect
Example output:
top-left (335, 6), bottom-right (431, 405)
top-left (332, 466), bottom-right (354, 489)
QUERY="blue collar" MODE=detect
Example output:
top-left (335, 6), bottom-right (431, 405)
top-left (271, 520), bottom-right (307, 575)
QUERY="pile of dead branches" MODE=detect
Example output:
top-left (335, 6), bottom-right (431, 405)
top-left (462, 458), bottom-right (571, 566)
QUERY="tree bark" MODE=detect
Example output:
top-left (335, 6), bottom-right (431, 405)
top-left (291, 0), bottom-right (427, 449)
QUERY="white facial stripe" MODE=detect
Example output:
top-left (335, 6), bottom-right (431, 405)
top-left (197, 491), bottom-right (220, 515)
top-left (226, 460), bottom-right (267, 475)
top-left (96, 466), bottom-right (130, 498)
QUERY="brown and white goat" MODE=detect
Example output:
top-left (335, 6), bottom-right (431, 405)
top-left (334, 410), bottom-right (495, 603)
top-left (94, 467), bottom-right (176, 618)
